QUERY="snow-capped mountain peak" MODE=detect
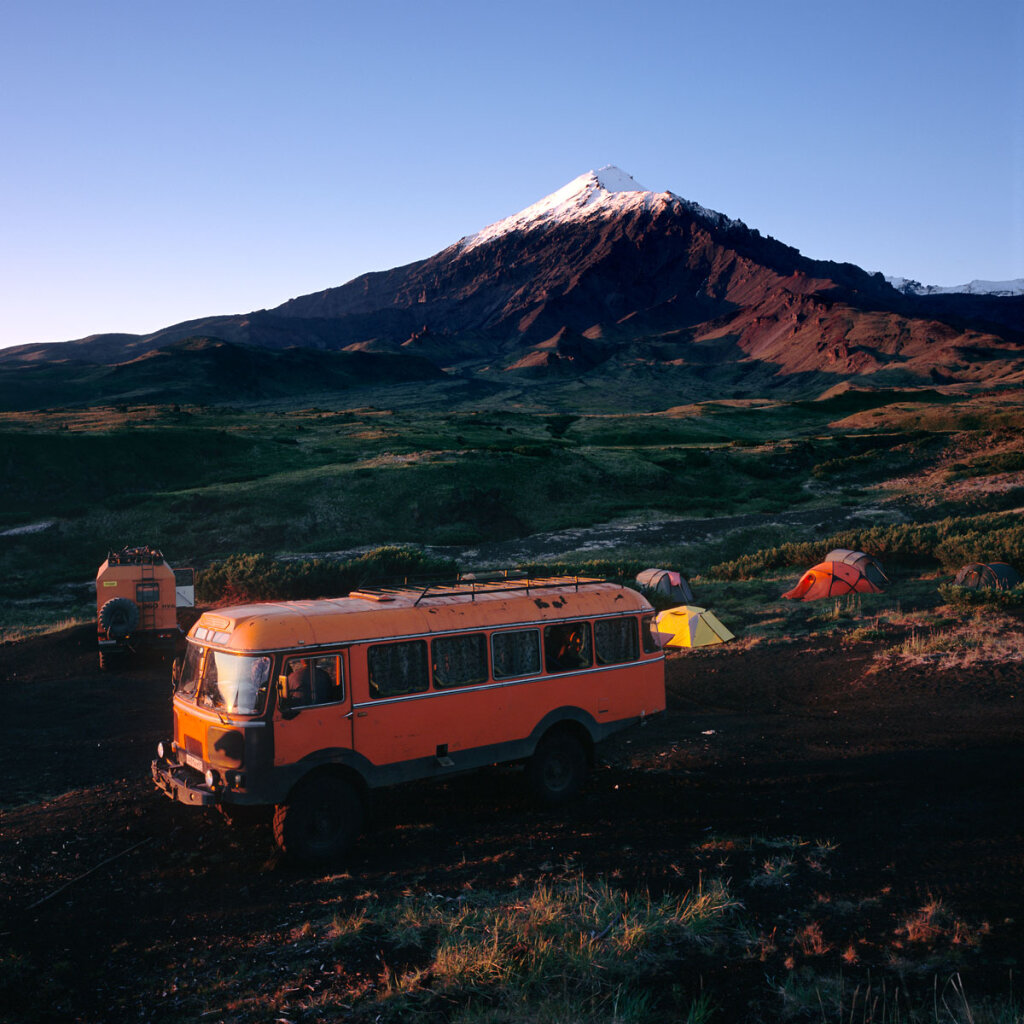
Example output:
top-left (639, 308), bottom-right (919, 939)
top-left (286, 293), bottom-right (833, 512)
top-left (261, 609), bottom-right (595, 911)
top-left (459, 165), bottom-right (742, 252)
top-left (460, 165), bottom-right (649, 251)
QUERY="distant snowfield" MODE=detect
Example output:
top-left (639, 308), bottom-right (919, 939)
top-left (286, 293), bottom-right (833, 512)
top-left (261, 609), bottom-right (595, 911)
top-left (0, 521), bottom-right (55, 536)
top-left (886, 276), bottom-right (1024, 297)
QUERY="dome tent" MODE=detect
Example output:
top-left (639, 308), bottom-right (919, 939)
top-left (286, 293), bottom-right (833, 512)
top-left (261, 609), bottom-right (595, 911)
top-left (635, 568), bottom-right (694, 604)
top-left (953, 562), bottom-right (1021, 590)
top-left (652, 605), bottom-right (734, 648)
top-left (824, 548), bottom-right (888, 588)
top-left (782, 560), bottom-right (883, 601)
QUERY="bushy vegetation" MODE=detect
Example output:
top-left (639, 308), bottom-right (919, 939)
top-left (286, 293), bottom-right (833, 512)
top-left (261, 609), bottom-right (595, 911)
top-left (938, 582), bottom-right (1024, 609)
top-left (709, 514), bottom-right (1024, 580)
top-left (196, 547), bottom-right (456, 604)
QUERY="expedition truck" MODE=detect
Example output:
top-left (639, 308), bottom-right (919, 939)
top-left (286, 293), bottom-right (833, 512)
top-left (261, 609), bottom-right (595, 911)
top-left (96, 546), bottom-right (195, 670)
top-left (152, 575), bottom-right (666, 863)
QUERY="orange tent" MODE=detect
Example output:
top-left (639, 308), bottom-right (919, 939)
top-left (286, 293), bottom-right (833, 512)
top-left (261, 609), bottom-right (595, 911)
top-left (782, 560), bottom-right (883, 601)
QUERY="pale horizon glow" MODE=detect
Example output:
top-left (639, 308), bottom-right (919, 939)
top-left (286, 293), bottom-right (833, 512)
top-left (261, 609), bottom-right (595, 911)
top-left (1, 0), bottom-right (1022, 351)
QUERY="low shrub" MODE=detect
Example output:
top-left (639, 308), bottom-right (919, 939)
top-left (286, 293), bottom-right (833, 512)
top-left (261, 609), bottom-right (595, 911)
top-left (709, 514), bottom-right (1024, 580)
top-left (937, 582), bottom-right (1024, 609)
top-left (196, 546), bottom-right (456, 604)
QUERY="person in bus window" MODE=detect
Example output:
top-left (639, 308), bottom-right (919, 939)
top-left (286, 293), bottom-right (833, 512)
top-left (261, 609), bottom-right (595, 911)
top-left (546, 624), bottom-right (588, 671)
top-left (312, 660), bottom-right (334, 703)
top-left (286, 658), bottom-right (312, 706)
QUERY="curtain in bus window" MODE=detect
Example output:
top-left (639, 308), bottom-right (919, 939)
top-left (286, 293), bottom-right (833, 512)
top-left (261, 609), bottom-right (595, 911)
top-left (432, 634), bottom-right (488, 688)
top-left (367, 640), bottom-right (429, 698)
top-left (594, 617), bottom-right (639, 665)
top-left (492, 629), bottom-right (540, 679)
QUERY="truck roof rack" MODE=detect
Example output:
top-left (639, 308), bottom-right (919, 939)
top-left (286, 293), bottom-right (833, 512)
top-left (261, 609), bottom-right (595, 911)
top-left (107, 545), bottom-right (165, 566)
top-left (349, 572), bottom-right (613, 607)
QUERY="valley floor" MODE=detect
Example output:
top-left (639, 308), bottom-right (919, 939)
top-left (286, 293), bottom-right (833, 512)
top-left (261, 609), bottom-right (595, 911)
top-left (2, 625), bottom-right (1023, 1021)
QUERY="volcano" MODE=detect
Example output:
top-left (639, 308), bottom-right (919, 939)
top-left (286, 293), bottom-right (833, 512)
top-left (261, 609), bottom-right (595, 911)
top-left (3, 166), bottom-right (1022, 402)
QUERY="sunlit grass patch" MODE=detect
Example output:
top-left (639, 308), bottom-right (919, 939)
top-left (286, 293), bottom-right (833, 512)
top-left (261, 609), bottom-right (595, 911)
top-left (0, 612), bottom-right (90, 645)
top-left (314, 877), bottom-right (743, 1022)
top-left (874, 607), bottom-right (1024, 670)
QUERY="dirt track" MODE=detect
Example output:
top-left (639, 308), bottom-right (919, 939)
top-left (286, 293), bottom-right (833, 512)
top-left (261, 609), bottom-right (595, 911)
top-left (2, 625), bottom-right (1023, 1021)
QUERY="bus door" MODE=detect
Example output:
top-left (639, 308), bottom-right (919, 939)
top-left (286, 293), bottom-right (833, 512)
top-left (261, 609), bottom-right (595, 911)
top-left (273, 650), bottom-right (353, 767)
top-left (351, 638), bottom-right (439, 766)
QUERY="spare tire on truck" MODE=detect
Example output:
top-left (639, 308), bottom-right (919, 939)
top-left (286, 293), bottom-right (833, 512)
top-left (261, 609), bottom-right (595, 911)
top-left (98, 597), bottom-right (140, 640)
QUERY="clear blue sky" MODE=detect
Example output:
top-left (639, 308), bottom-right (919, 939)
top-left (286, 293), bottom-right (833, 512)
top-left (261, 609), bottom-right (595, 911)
top-left (1, 0), bottom-right (1021, 349)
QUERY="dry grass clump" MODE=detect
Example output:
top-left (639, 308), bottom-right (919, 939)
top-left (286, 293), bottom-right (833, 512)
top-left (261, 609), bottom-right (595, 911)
top-left (0, 614), bottom-right (89, 645)
top-left (261, 877), bottom-right (743, 1023)
top-left (875, 608), bottom-right (1024, 670)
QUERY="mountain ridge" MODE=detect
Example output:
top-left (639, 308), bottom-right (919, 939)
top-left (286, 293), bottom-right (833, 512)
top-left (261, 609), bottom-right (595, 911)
top-left (2, 166), bottom-right (1021, 404)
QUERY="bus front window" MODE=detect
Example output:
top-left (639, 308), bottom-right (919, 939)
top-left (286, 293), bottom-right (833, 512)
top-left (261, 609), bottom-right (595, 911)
top-left (175, 642), bottom-right (204, 698)
top-left (197, 652), bottom-right (272, 715)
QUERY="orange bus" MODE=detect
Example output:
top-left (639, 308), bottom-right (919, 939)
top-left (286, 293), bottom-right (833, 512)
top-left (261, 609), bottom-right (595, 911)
top-left (152, 575), bottom-right (665, 863)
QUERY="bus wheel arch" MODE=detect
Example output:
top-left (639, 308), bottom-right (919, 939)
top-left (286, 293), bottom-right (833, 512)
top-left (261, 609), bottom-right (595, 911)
top-left (527, 722), bottom-right (592, 806)
top-left (273, 767), bottom-right (366, 865)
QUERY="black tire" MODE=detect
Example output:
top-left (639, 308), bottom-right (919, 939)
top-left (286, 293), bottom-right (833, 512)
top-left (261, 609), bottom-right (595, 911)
top-left (98, 597), bottom-right (140, 640)
top-left (527, 731), bottom-right (589, 805)
top-left (273, 774), bottom-right (363, 864)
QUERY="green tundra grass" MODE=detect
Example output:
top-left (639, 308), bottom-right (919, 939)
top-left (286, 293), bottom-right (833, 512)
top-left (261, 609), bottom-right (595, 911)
top-left (2, 386), bottom-right (1024, 638)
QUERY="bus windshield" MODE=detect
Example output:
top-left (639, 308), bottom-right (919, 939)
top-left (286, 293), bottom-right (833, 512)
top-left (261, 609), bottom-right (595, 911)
top-left (175, 642), bottom-right (203, 699)
top-left (177, 643), bottom-right (271, 715)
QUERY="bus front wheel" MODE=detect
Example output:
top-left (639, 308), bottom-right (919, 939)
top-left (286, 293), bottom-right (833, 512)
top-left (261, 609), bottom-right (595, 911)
top-left (527, 731), bottom-right (588, 805)
top-left (273, 775), bottom-right (363, 864)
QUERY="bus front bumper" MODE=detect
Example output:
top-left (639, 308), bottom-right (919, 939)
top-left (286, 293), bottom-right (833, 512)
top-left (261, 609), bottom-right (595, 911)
top-left (151, 759), bottom-right (217, 806)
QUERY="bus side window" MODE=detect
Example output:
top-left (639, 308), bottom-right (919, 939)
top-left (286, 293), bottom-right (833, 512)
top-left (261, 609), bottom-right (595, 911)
top-left (282, 656), bottom-right (314, 708)
top-left (594, 617), bottom-right (639, 665)
top-left (311, 655), bottom-right (344, 704)
top-left (543, 621), bottom-right (593, 673)
top-left (367, 640), bottom-right (429, 698)
top-left (432, 633), bottom-right (488, 689)
top-left (492, 629), bottom-right (540, 679)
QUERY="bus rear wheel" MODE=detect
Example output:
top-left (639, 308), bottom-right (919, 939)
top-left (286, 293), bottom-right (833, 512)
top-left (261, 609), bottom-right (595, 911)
top-left (273, 775), bottom-right (363, 864)
top-left (527, 731), bottom-right (588, 805)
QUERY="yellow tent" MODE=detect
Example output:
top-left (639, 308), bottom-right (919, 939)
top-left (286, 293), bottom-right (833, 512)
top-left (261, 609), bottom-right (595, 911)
top-left (653, 605), bottom-right (734, 648)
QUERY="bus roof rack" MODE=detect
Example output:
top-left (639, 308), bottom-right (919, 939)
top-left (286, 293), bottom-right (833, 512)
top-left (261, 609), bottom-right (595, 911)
top-left (348, 572), bottom-right (613, 606)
